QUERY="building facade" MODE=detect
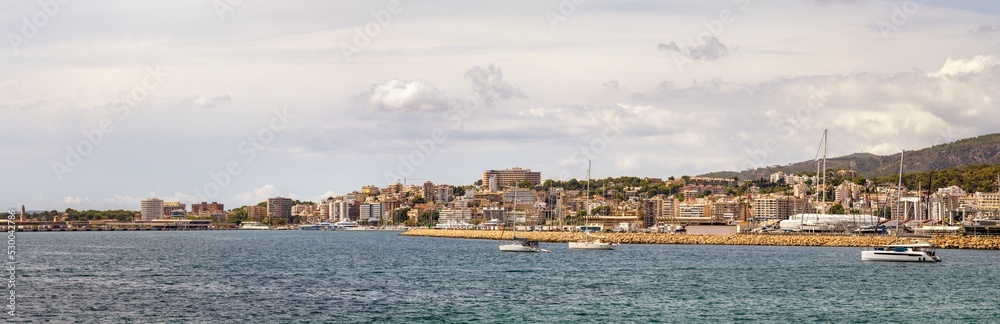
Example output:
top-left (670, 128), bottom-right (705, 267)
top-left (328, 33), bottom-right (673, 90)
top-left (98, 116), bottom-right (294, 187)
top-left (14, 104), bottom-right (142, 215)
top-left (482, 167), bottom-right (542, 186)
top-left (140, 198), bottom-right (164, 221)
top-left (267, 197), bottom-right (293, 220)
top-left (191, 202), bottom-right (224, 216)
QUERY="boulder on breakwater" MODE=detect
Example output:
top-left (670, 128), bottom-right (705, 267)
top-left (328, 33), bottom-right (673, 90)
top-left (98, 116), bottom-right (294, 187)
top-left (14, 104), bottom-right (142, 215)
top-left (400, 229), bottom-right (1000, 250)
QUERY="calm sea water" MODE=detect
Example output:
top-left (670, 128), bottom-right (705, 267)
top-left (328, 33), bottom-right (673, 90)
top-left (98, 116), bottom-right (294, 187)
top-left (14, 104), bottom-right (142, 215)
top-left (12, 230), bottom-right (1000, 323)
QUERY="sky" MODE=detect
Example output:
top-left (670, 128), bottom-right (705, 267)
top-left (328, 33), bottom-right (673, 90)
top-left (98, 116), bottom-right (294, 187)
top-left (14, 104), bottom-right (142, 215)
top-left (2, 0), bottom-right (999, 211)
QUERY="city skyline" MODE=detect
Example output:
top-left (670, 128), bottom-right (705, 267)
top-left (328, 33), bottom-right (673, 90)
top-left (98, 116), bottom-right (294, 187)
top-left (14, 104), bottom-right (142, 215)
top-left (3, 0), bottom-right (1000, 210)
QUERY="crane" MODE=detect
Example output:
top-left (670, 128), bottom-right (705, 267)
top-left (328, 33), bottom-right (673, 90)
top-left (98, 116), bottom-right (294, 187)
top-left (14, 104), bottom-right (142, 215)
top-left (397, 177), bottom-right (426, 185)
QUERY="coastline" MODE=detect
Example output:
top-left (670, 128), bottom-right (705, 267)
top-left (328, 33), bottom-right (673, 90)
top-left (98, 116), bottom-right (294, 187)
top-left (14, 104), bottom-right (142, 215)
top-left (401, 229), bottom-right (1000, 250)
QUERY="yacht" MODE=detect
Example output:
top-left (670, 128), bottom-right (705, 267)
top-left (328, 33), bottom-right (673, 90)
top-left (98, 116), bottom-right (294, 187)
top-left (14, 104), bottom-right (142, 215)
top-left (240, 221), bottom-right (269, 230)
top-left (860, 149), bottom-right (943, 263)
top-left (861, 243), bottom-right (941, 262)
top-left (298, 224), bottom-right (323, 230)
top-left (499, 236), bottom-right (543, 252)
top-left (332, 221), bottom-right (363, 230)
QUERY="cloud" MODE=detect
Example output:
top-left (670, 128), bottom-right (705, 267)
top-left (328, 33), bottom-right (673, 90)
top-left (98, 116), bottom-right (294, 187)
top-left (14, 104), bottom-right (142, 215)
top-left (183, 95), bottom-right (232, 108)
top-left (312, 190), bottom-right (339, 203)
top-left (603, 80), bottom-right (620, 90)
top-left (970, 25), bottom-right (1000, 34)
top-left (63, 196), bottom-right (87, 204)
top-left (351, 79), bottom-right (453, 112)
top-left (230, 184), bottom-right (299, 206)
top-left (929, 55), bottom-right (1000, 77)
top-left (658, 36), bottom-right (730, 61)
top-left (463, 65), bottom-right (526, 108)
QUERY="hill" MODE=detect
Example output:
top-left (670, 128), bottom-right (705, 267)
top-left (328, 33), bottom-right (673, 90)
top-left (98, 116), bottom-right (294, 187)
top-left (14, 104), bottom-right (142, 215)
top-left (701, 133), bottom-right (1000, 180)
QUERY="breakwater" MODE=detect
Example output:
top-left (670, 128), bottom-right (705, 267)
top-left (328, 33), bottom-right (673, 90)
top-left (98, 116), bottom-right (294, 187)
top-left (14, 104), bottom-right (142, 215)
top-left (401, 229), bottom-right (1000, 250)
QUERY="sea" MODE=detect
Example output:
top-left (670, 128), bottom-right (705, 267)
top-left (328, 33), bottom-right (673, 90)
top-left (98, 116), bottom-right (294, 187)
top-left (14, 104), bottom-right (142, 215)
top-left (11, 230), bottom-right (1000, 323)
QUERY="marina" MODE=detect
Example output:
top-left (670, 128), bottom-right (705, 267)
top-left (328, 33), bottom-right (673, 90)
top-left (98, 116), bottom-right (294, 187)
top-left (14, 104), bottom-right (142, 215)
top-left (15, 230), bottom-right (1000, 322)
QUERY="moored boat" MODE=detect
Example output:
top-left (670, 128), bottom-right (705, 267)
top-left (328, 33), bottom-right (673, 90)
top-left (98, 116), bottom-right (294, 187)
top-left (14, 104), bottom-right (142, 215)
top-left (568, 231), bottom-right (618, 250)
top-left (861, 243), bottom-right (941, 262)
top-left (240, 221), bottom-right (269, 230)
top-left (499, 236), bottom-right (542, 252)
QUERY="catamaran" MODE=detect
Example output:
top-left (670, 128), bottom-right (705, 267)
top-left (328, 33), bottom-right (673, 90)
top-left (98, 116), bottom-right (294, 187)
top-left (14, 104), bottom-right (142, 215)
top-left (861, 149), bottom-right (942, 262)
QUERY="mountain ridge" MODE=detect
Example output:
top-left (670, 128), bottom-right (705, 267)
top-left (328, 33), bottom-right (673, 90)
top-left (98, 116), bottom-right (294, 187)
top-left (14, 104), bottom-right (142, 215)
top-left (700, 133), bottom-right (1000, 180)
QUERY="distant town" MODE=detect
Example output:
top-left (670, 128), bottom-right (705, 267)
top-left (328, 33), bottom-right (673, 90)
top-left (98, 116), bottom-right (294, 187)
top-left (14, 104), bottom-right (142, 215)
top-left (7, 165), bottom-right (1000, 233)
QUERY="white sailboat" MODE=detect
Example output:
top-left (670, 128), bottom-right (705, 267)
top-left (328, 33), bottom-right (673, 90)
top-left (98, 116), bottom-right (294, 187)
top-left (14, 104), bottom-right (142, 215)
top-left (802, 129), bottom-right (837, 232)
top-left (498, 206), bottom-right (549, 253)
top-left (861, 149), bottom-right (941, 262)
top-left (568, 161), bottom-right (619, 250)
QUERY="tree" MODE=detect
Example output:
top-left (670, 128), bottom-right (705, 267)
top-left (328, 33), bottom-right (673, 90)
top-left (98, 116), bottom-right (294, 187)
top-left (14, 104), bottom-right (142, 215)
top-left (829, 203), bottom-right (846, 215)
top-left (590, 206), bottom-right (612, 216)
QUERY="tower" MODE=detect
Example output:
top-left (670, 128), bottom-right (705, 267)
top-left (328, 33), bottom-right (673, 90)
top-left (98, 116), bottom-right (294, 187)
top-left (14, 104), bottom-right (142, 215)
top-left (20, 205), bottom-right (25, 222)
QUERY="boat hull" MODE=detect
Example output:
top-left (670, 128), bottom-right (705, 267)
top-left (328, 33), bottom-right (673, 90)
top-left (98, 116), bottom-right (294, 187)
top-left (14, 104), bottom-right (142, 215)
top-left (567, 242), bottom-right (617, 250)
top-left (861, 250), bottom-right (941, 262)
top-left (499, 244), bottom-right (538, 252)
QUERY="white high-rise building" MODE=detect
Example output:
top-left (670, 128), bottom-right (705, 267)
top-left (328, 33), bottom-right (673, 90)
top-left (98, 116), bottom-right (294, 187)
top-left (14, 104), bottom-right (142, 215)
top-left (140, 197), bottom-right (164, 221)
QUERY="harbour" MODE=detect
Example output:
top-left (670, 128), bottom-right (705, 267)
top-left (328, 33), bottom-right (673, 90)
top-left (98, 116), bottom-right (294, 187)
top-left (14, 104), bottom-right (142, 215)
top-left (15, 230), bottom-right (1000, 322)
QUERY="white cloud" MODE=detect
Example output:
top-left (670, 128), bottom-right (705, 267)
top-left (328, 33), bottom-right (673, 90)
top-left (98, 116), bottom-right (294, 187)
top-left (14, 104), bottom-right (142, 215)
top-left (929, 55), bottom-right (1000, 77)
top-left (312, 190), bottom-right (339, 203)
top-left (352, 79), bottom-right (453, 112)
top-left (62, 196), bottom-right (87, 205)
top-left (230, 185), bottom-right (299, 206)
top-left (183, 95), bottom-right (232, 108)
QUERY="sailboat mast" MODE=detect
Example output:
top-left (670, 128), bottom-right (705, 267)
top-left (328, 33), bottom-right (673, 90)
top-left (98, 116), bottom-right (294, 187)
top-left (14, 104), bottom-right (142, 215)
top-left (586, 160), bottom-right (591, 223)
top-left (822, 129), bottom-right (828, 206)
top-left (896, 149), bottom-right (905, 241)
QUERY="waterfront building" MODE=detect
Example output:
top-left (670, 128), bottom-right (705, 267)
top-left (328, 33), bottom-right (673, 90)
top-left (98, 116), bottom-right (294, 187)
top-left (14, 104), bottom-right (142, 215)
top-left (678, 203), bottom-right (708, 218)
top-left (360, 203), bottom-right (383, 223)
top-left (162, 201), bottom-right (186, 216)
top-left (191, 202), bottom-right (224, 216)
top-left (438, 208), bottom-right (472, 225)
top-left (975, 192), bottom-right (1000, 211)
top-left (140, 198), bottom-right (164, 221)
top-left (267, 197), bottom-right (293, 220)
top-left (246, 205), bottom-right (267, 221)
top-left (710, 199), bottom-right (744, 222)
top-left (482, 167), bottom-right (541, 187)
top-left (753, 195), bottom-right (807, 220)
top-left (483, 206), bottom-right (505, 222)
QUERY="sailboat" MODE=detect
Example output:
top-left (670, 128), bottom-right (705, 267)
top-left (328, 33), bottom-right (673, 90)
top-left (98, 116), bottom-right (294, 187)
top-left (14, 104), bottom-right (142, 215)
top-left (802, 129), bottom-right (837, 232)
top-left (498, 205), bottom-right (549, 252)
top-left (861, 149), bottom-right (941, 262)
top-left (568, 161), bottom-right (619, 250)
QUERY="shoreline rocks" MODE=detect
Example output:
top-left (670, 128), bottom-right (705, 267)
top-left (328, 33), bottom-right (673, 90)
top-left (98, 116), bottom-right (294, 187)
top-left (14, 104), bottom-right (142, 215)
top-left (401, 229), bottom-right (1000, 250)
